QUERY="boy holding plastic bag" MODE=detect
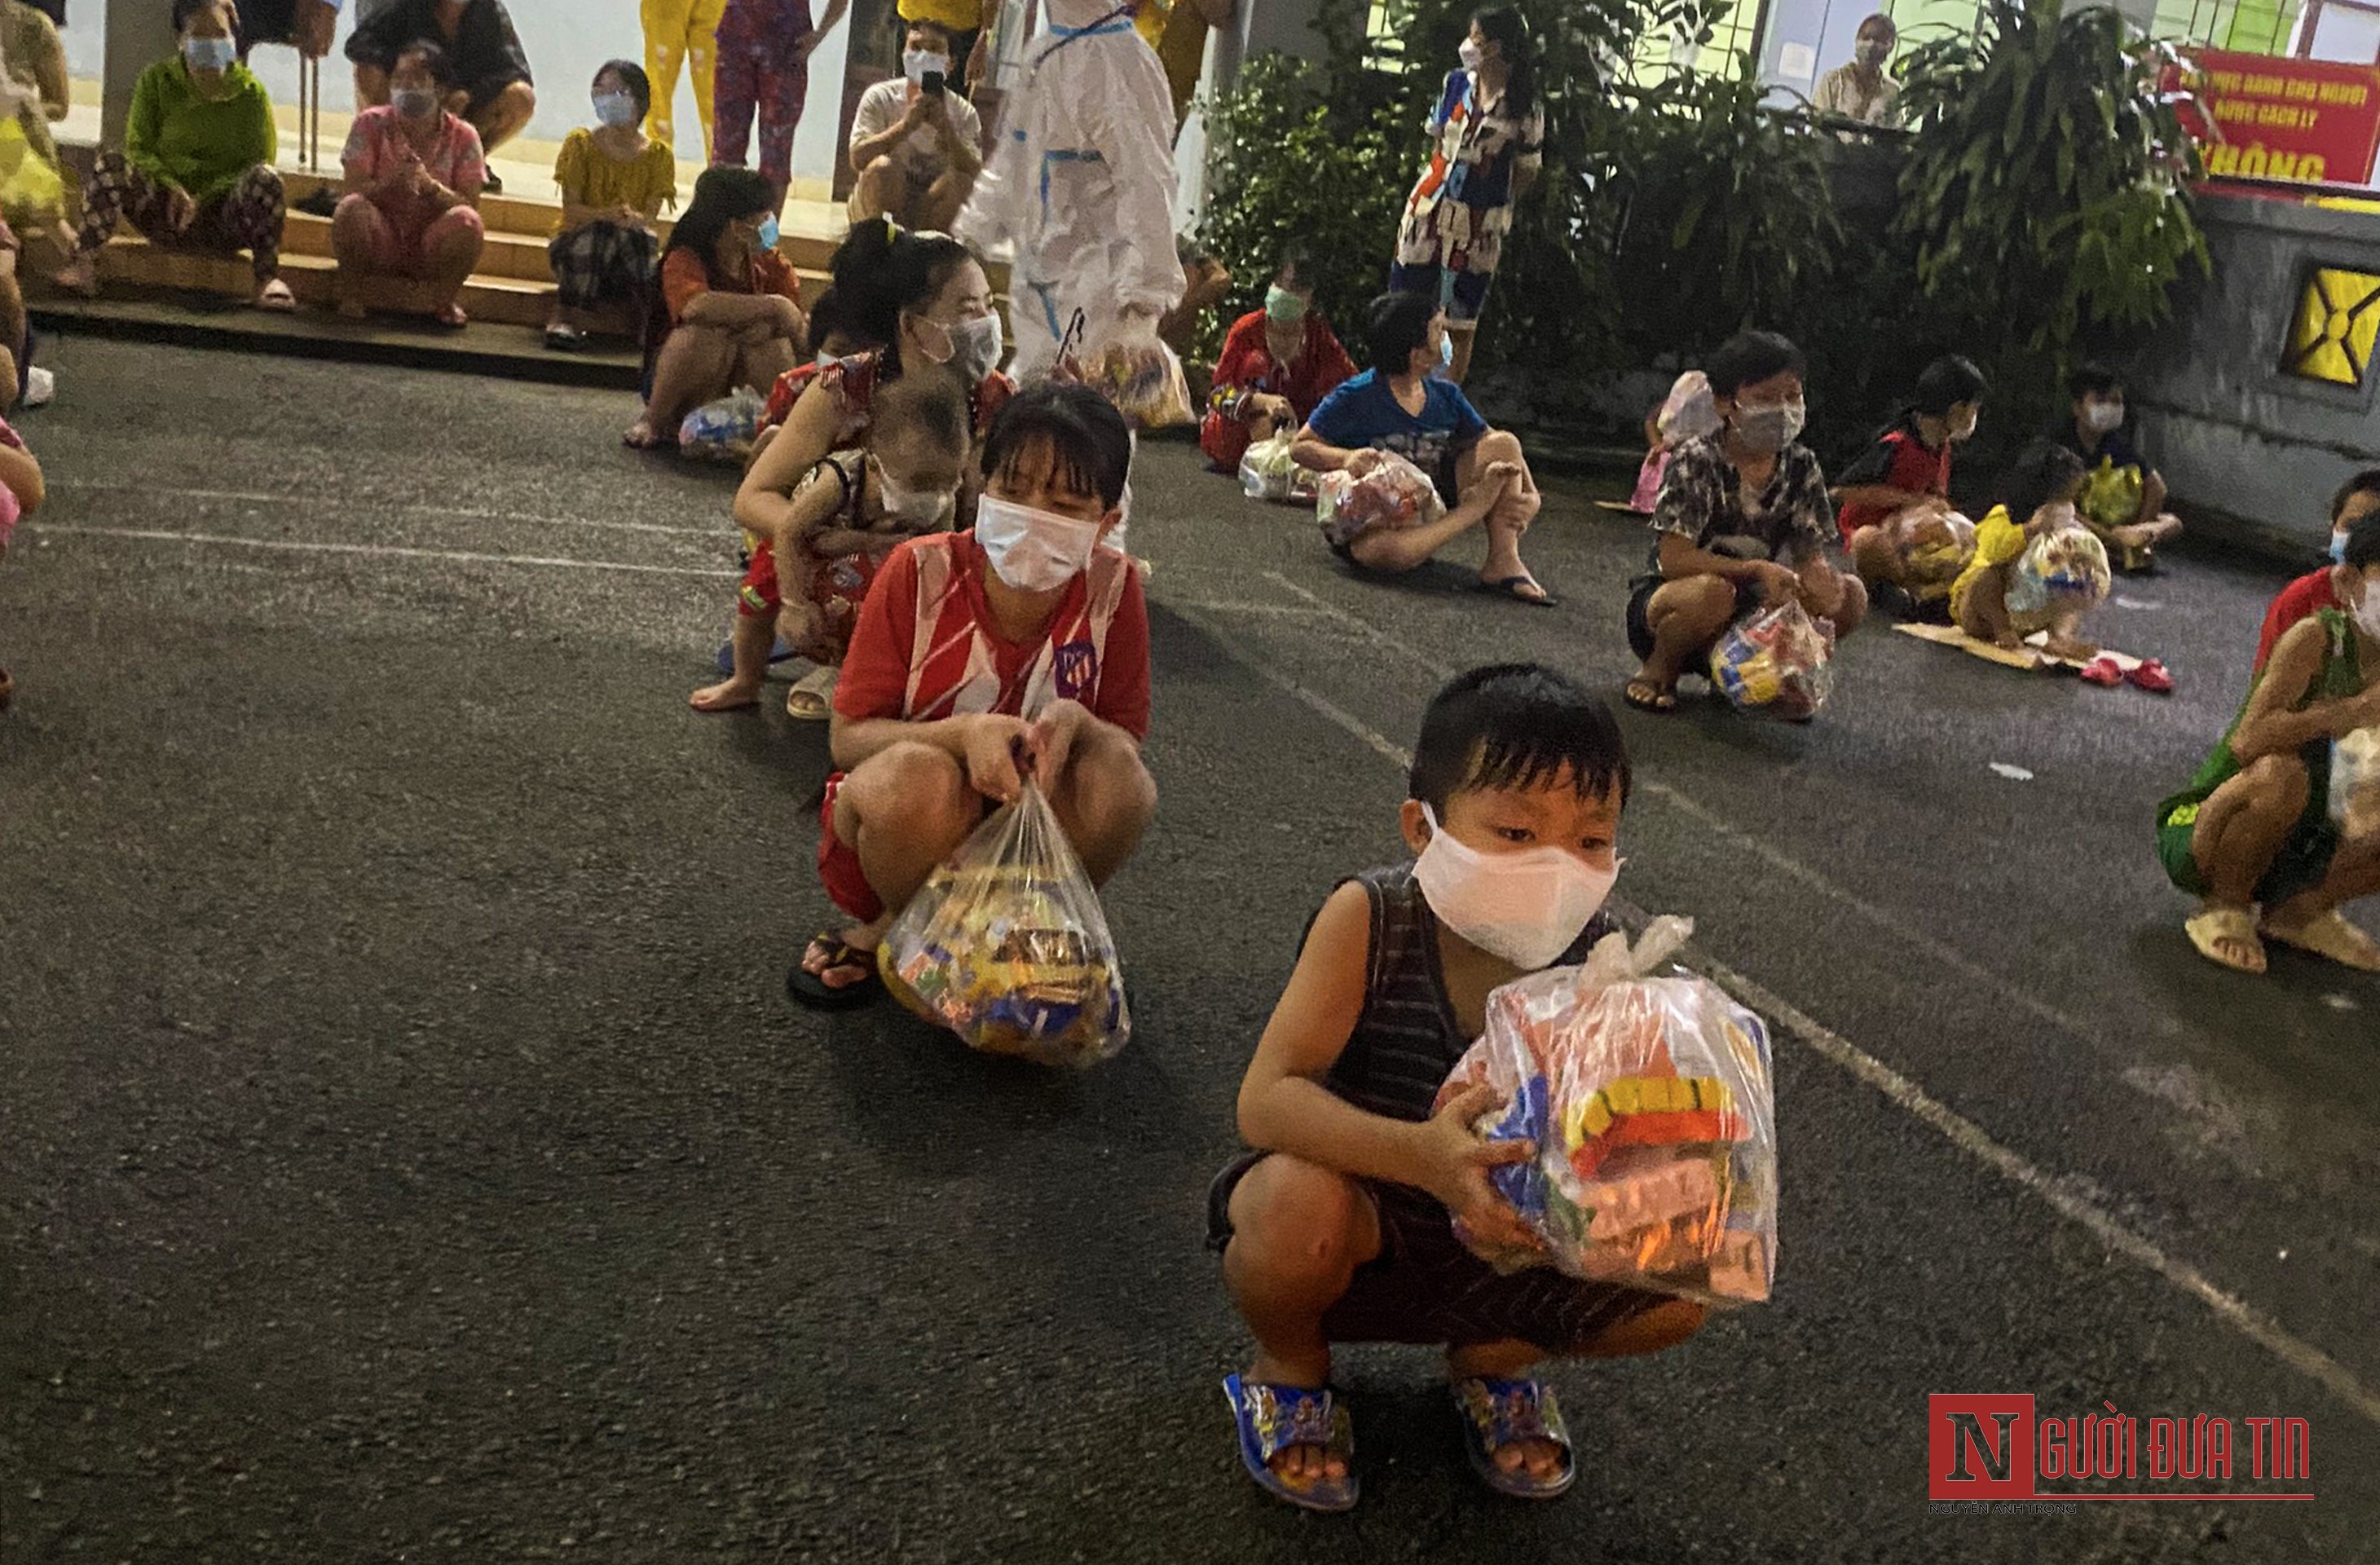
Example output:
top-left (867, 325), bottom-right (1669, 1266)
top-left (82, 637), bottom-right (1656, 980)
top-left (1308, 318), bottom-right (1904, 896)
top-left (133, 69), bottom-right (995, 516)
top-left (1211, 665), bottom-right (1708, 1514)
top-left (789, 382), bottom-right (1157, 1012)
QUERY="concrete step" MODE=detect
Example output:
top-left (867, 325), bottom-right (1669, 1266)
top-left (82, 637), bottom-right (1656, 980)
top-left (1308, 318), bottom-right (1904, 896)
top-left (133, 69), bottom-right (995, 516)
top-left (93, 239), bottom-right (556, 329)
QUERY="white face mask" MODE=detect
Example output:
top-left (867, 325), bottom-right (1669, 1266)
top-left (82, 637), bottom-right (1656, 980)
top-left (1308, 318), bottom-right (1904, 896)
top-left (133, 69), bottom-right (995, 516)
top-left (2084, 399), bottom-right (2125, 434)
top-left (2355, 577), bottom-right (2380, 641)
top-left (903, 48), bottom-right (950, 85)
top-left (875, 462), bottom-right (957, 527)
top-left (1734, 400), bottom-right (1806, 454)
top-left (1459, 39), bottom-right (1485, 72)
top-left (974, 496), bottom-right (1103, 593)
top-left (1411, 805), bottom-right (1619, 970)
top-left (918, 311), bottom-right (1004, 386)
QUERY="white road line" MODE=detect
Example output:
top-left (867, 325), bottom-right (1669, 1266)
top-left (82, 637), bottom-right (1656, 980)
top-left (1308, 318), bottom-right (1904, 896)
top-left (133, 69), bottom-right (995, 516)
top-left (23, 523), bottom-right (738, 579)
top-left (1166, 592), bottom-right (2380, 1428)
top-left (46, 481), bottom-right (729, 540)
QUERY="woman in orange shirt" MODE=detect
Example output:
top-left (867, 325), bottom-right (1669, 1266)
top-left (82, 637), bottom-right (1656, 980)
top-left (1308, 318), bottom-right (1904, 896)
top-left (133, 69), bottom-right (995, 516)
top-left (628, 165), bottom-right (805, 450)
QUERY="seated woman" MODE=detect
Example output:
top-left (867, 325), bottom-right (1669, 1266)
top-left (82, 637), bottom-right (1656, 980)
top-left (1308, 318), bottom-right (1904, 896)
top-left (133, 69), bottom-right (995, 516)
top-left (332, 40), bottom-right (487, 328)
top-left (2158, 512), bottom-right (2380, 976)
top-left (1623, 330), bottom-right (1867, 714)
top-left (741, 221), bottom-right (1011, 513)
top-left (544, 59), bottom-right (676, 350)
top-left (1291, 291), bottom-right (1551, 605)
top-left (628, 165), bottom-right (804, 451)
top-left (1200, 244), bottom-right (1356, 474)
top-left (50, 0), bottom-right (293, 311)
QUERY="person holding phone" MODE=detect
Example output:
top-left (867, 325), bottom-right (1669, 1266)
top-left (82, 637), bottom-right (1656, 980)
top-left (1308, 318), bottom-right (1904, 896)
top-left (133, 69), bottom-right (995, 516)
top-left (845, 17), bottom-right (981, 230)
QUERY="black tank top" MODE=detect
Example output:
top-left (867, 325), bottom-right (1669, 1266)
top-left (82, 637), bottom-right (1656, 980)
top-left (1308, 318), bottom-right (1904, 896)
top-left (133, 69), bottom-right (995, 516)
top-left (1321, 863), bottom-right (1610, 1124)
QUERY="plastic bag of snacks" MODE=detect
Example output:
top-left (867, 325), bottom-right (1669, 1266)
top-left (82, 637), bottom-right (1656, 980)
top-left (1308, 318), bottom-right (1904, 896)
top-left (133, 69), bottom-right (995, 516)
top-left (679, 388), bottom-right (765, 462)
top-left (1316, 454), bottom-right (1446, 549)
top-left (1239, 431), bottom-right (1315, 503)
top-left (2334, 725), bottom-right (2380, 837)
top-left (2005, 520), bottom-right (2111, 619)
top-left (1075, 314), bottom-right (1194, 430)
top-left (1708, 600), bottom-right (1835, 721)
top-left (1897, 509), bottom-right (1976, 606)
top-left (1434, 917), bottom-right (1776, 1304)
top-left (879, 782), bottom-right (1130, 1065)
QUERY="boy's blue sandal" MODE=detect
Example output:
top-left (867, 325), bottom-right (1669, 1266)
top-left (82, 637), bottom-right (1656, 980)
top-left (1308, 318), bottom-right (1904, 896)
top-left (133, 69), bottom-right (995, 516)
top-left (1451, 1376), bottom-right (1576, 1500)
top-left (1222, 1374), bottom-right (1359, 1514)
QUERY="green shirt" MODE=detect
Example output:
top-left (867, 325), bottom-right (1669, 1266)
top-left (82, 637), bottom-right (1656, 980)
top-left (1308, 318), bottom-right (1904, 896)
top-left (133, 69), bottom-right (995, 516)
top-left (126, 56), bottom-right (277, 204)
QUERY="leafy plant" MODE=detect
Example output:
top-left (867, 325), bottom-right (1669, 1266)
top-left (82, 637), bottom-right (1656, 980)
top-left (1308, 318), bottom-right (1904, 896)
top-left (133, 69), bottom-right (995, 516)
top-left (1893, 0), bottom-right (2207, 423)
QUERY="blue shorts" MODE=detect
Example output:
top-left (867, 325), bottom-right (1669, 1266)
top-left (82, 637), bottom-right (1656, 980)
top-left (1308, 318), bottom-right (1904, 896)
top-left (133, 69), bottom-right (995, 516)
top-left (1388, 261), bottom-right (1492, 323)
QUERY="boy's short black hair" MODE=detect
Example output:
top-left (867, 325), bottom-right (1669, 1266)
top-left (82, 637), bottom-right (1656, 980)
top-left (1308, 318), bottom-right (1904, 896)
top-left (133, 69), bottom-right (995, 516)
top-left (2343, 510), bottom-right (2380, 569)
top-left (1409, 664), bottom-right (1632, 814)
top-left (1913, 355), bottom-right (1987, 416)
top-left (2067, 362), bottom-right (2125, 401)
top-left (2330, 467), bottom-right (2380, 523)
top-left (1999, 439), bottom-right (2089, 524)
top-left (1365, 291), bottom-right (1440, 373)
top-left (981, 382), bottom-right (1133, 509)
top-left (1704, 331), bottom-right (1806, 399)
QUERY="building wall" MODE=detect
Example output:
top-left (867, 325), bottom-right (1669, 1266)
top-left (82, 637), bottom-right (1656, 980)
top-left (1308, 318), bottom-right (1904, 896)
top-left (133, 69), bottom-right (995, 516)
top-left (2127, 190), bottom-right (2380, 545)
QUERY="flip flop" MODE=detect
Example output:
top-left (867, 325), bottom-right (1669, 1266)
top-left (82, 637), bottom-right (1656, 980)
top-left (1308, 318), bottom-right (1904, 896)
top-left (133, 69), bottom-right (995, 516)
top-left (2078, 655), bottom-right (2125, 687)
top-left (2127, 659), bottom-right (2175, 694)
top-left (786, 664), bottom-right (837, 721)
top-left (434, 304), bottom-right (469, 330)
top-left (623, 422), bottom-right (672, 452)
top-left (253, 280), bottom-right (297, 313)
top-left (2260, 910), bottom-right (2380, 972)
top-left (1476, 575), bottom-right (1559, 608)
top-left (1220, 1375), bottom-right (1358, 1514)
top-left (2185, 906), bottom-right (2266, 975)
top-left (1450, 1376), bottom-right (1576, 1500)
top-left (786, 933), bottom-right (884, 1010)
top-left (1622, 679), bottom-right (1677, 715)
top-left (544, 323), bottom-right (588, 351)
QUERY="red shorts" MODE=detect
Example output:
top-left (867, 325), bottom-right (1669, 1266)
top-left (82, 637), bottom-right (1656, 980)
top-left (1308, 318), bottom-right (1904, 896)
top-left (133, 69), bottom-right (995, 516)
top-left (817, 771), bottom-right (884, 924)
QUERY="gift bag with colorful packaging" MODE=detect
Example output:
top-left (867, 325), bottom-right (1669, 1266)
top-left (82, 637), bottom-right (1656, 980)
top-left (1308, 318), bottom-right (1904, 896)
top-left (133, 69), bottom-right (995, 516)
top-left (879, 782), bottom-right (1130, 1065)
top-left (1708, 599), bottom-right (1835, 721)
top-left (1433, 917), bottom-right (1777, 1305)
top-left (1315, 454), bottom-right (1445, 549)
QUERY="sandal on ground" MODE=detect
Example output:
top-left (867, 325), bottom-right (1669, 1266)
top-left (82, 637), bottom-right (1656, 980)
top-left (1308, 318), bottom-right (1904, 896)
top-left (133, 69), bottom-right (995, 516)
top-left (1622, 679), bottom-right (1677, 715)
top-left (434, 303), bottom-right (469, 329)
top-left (253, 279), bottom-right (297, 313)
top-left (2120, 544), bottom-right (2160, 575)
top-left (786, 933), bottom-right (884, 1010)
top-left (623, 421), bottom-right (672, 451)
top-left (1475, 574), bottom-right (1558, 608)
top-left (2127, 659), bottom-right (2175, 694)
top-left (786, 664), bottom-right (837, 721)
top-left (2078, 655), bottom-right (2124, 687)
top-left (1450, 1376), bottom-right (1576, 1501)
top-left (544, 322), bottom-right (587, 351)
top-left (2185, 906), bottom-right (2266, 975)
top-left (2260, 910), bottom-right (2380, 972)
top-left (1220, 1374), bottom-right (1358, 1514)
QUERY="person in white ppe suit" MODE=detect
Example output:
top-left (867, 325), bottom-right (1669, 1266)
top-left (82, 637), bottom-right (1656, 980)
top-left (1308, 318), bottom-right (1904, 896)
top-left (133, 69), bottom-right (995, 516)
top-left (955, 0), bottom-right (1182, 386)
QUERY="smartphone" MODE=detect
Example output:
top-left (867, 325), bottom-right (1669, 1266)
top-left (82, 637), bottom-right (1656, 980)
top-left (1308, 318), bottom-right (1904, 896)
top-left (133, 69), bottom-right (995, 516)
top-left (922, 68), bottom-right (946, 95)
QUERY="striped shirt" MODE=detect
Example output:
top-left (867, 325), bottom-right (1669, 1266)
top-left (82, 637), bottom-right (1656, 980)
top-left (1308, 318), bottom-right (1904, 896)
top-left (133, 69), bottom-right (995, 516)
top-left (1324, 863), bottom-right (1611, 1122)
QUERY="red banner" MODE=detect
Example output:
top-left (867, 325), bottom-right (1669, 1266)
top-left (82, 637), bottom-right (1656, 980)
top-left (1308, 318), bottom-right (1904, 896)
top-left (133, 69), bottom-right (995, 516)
top-left (2182, 51), bottom-right (2380, 190)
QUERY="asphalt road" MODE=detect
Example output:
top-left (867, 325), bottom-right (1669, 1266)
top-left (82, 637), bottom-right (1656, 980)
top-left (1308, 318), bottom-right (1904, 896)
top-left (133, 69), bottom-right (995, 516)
top-left (3, 337), bottom-right (2376, 1564)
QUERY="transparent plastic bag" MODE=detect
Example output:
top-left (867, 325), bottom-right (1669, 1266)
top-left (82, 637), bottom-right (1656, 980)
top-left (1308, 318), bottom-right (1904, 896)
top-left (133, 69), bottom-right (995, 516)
top-left (678, 388), bottom-right (765, 462)
top-left (879, 782), bottom-right (1130, 1065)
top-left (2006, 520), bottom-right (2111, 618)
top-left (2334, 725), bottom-right (2380, 837)
top-left (1709, 599), bottom-right (1835, 721)
top-left (1316, 454), bottom-right (1446, 548)
top-left (1238, 431), bottom-right (1313, 503)
top-left (1897, 509), bottom-right (1976, 605)
top-left (1655, 370), bottom-right (1720, 445)
top-left (1434, 918), bottom-right (1776, 1305)
top-left (1078, 315), bottom-right (1194, 430)
top-left (0, 118), bottom-right (62, 221)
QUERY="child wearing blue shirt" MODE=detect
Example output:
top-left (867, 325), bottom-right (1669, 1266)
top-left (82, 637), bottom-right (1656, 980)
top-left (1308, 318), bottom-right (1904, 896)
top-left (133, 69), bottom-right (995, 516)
top-left (1293, 293), bottom-right (1556, 606)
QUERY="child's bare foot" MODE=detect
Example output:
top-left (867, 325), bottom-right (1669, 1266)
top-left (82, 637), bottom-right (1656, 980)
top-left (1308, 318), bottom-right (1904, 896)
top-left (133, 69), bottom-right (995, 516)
top-left (689, 677), bottom-right (762, 712)
top-left (1245, 1353), bottom-right (1346, 1486)
top-left (50, 255), bottom-right (98, 296)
